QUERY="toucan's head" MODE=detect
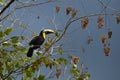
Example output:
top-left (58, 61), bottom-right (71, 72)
top-left (40, 29), bottom-right (54, 39)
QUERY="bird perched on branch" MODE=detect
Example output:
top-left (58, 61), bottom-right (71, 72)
top-left (27, 29), bottom-right (54, 57)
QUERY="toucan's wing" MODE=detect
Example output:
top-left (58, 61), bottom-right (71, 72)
top-left (29, 36), bottom-right (39, 45)
top-left (29, 36), bottom-right (44, 46)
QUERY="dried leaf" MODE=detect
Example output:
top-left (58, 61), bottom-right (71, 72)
top-left (73, 56), bottom-right (79, 64)
top-left (56, 69), bottom-right (61, 78)
top-left (56, 5), bottom-right (60, 13)
top-left (36, 58), bottom-right (43, 64)
top-left (66, 6), bottom-right (72, 15)
top-left (98, 23), bottom-right (104, 28)
top-left (72, 9), bottom-right (78, 17)
top-left (32, 61), bottom-right (38, 66)
top-left (69, 55), bottom-right (79, 65)
top-left (101, 34), bottom-right (107, 44)
top-left (104, 47), bottom-right (110, 56)
top-left (97, 16), bottom-right (103, 23)
top-left (81, 17), bottom-right (89, 29)
top-left (116, 16), bottom-right (120, 24)
top-left (108, 31), bottom-right (112, 39)
top-left (97, 16), bottom-right (104, 28)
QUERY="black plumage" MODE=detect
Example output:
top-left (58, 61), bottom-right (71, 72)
top-left (27, 29), bottom-right (54, 57)
top-left (27, 36), bottom-right (44, 57)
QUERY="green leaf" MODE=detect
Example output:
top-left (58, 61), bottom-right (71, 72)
top-left (0, 63), bottom-right (3, 74)
top-left (4, 27), bottom-right (13, 35)
top-left (33, 77), bottom-right (38, 80)
top-left (55, 31), bottom-right (60, 37)
top-left (72, 63), bottom-right (77, 69)
top-left (77, 77), bottom-right (83, 80)
top-left (19, 23), bottom-right (27, 28)
top-left (43, 57), bottom-right (54, 69)
top-left (20, 46), bottom-right (27, 52)
top-left (10, 50), bottom-right (17, 57)
top-left (13, 42), bottom-right (26, 51)
top-left (0, 0), bottom-right (6, 6)
top-left (22, 76), bottom-right (26, 80)
top-left (57, 58), bottom-right (67, 64)
top-left (1, 49), bottom-right (7, 56)
top-left (38, 74), bottom-right (45, 80)
top-left (10, 36), bottom-right (19, 43)
top-left (15, 62), bottom-right (21, 68)
top-left (20, 36), bottom-right (25, 40)
top-left (70, 69), bottom-right (80, 75)
top-left (2, 41), bottom-right (11, 47)
top-left (84, 72), bottom-right (91, 78)
top-left (58, 47), bottom-right (62, 55)
top-left (13, 44), bottom-right (19, 49)
top-left (36, 51), bottom-right (43, 57)
top-left (7, 77), bottom-right (12, 80)
top-left (48, 63), bottom-right (53, 69)
top-left (0, 30), bottom-right (5, 38)
top-left (26, 67), bottom-right (34, 77)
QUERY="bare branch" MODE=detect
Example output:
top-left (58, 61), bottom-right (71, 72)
top-left (0, 0), bottom-right (58, 22)
top-left (55, 17), bottom-right (72, 42)
top-left (0, 0), bottom-right (15, 15)
top-left (15, 0), bottom-right (58, 9)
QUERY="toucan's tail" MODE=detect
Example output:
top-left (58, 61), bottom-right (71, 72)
top-left (27, 47), bottom-right (34, 57)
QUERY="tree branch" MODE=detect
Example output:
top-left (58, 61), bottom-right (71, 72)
top-left (15, 0), bottom-right (57, 9)
top-left (2, 68), bottom-right (21, 80)
top-left (0, 0), bottom-right (57, 22)
top-left (0, 0), bottom-right (15, 15)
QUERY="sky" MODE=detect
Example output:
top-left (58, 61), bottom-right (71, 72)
top-left (3, 0), bottom-right (120, 80)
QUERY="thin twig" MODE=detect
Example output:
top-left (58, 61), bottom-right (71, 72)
top-left (0, 0), bottom-right (57, 22)
top-left (55, 17), bottom-right (73, 42)
top-left (0, 0), bottom-right (15, 15)
top-left (15, 0), bottom-right (57, 9)
top-left (2, 68), bottom-right (21, 80)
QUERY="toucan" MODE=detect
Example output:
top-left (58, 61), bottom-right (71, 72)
top-left (27, 29), bottom-right (54, 57)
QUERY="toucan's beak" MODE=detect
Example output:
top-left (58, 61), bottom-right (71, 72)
top-left (43, 29), bottom-right (54, 34)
